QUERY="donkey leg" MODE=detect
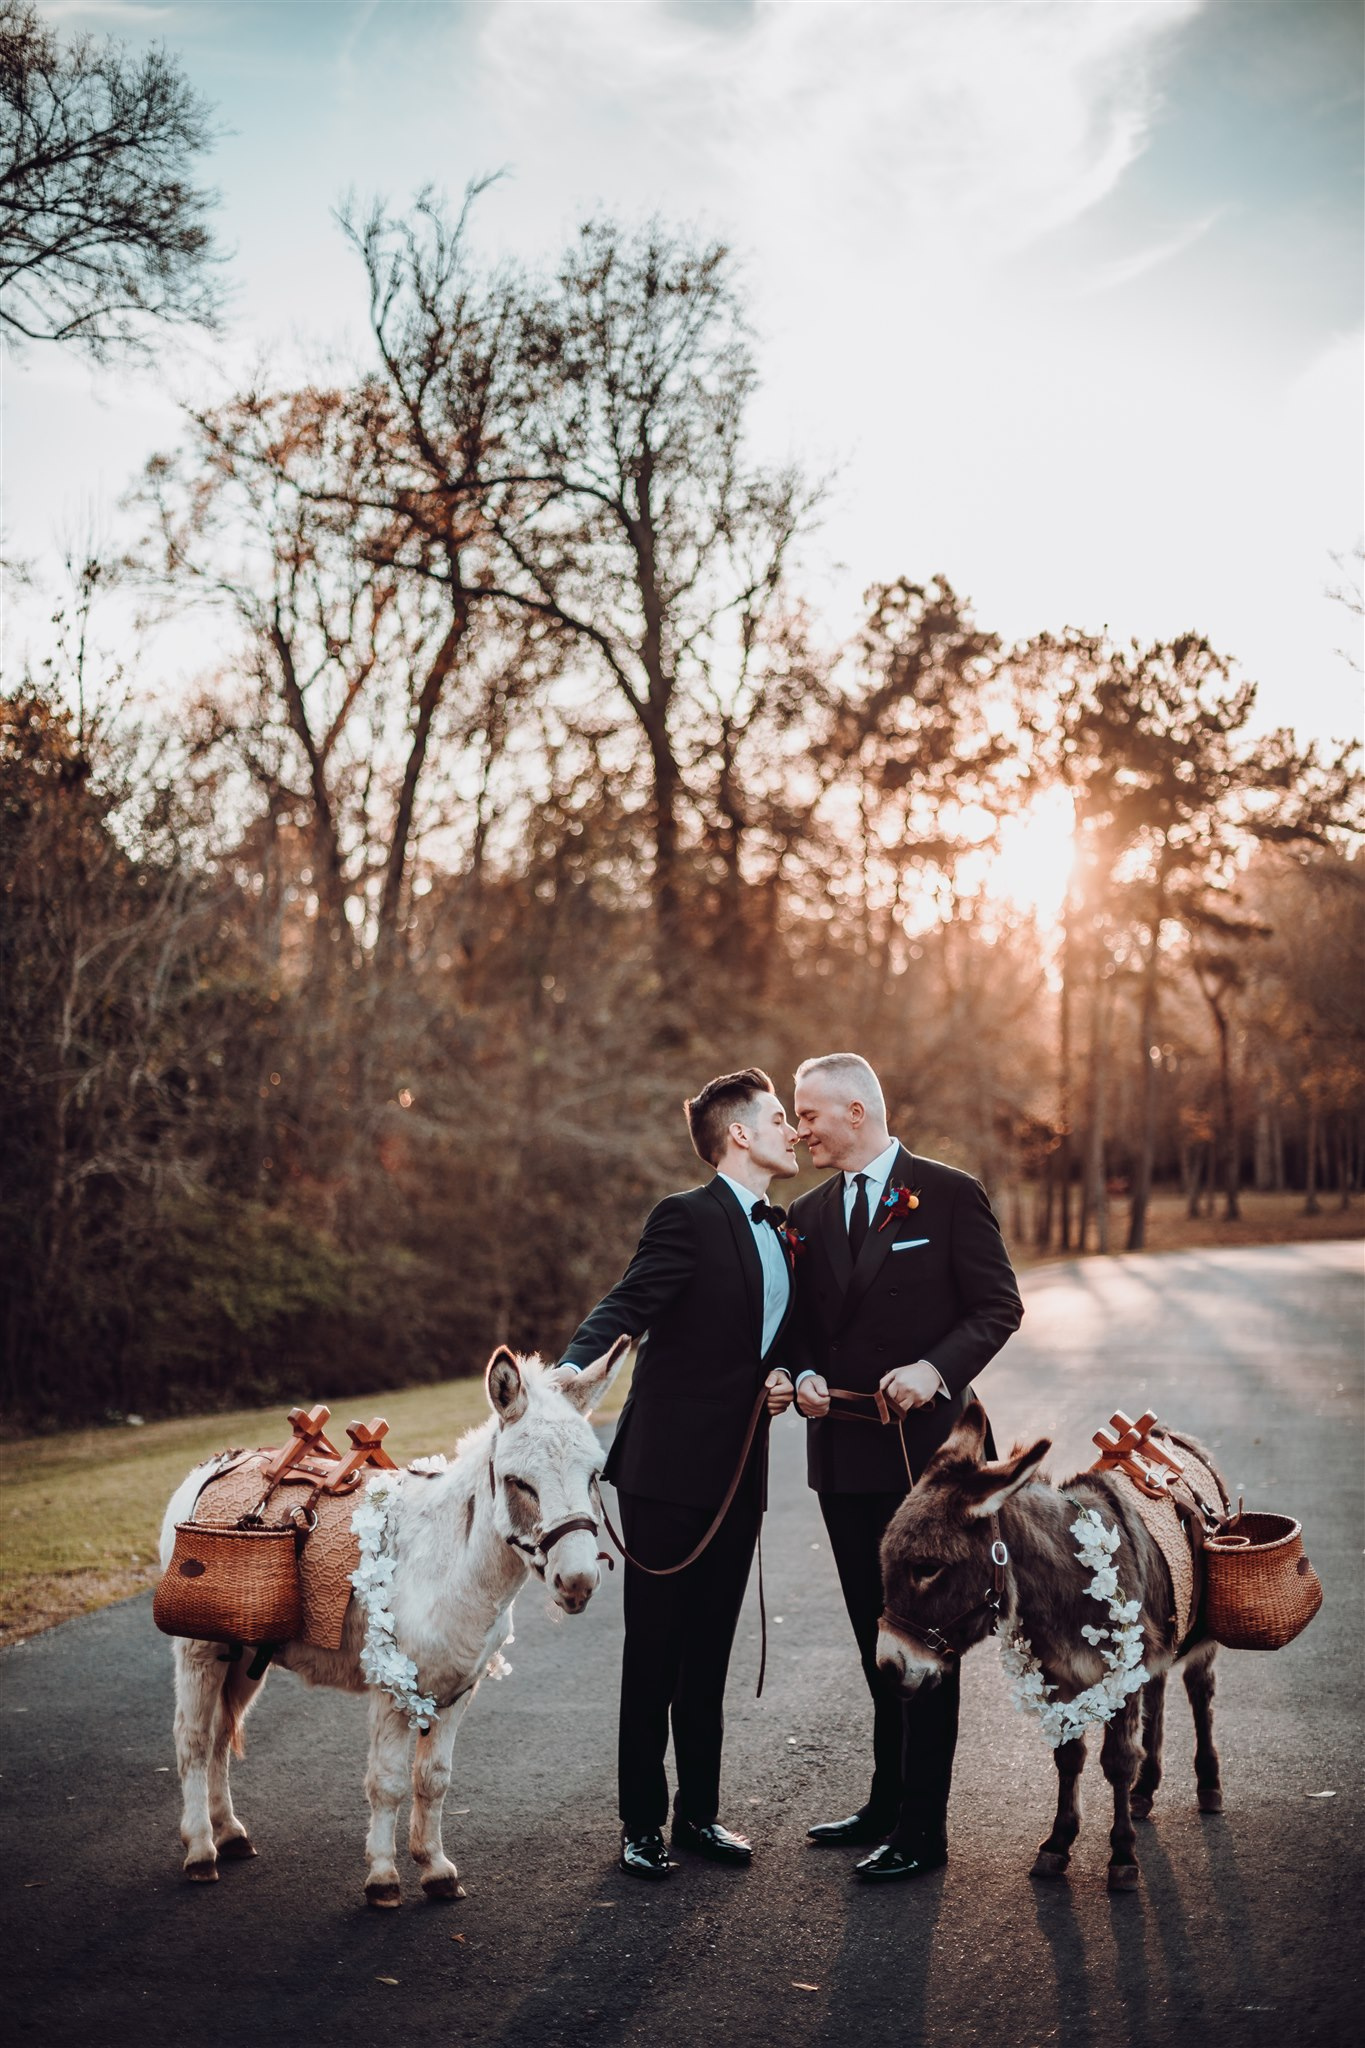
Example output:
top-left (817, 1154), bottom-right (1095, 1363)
top-left (209, 1660), bottom-right (267, 1859)
top-left (1183, 1643), bottom-right (1223, 1813)
top-left (173, 1640), bottom-right (227, 1881)
top-left (409, 1692), bottom-right (473, 1900)
top-left (1032, 1735), bottom-right (1087, 1878)
top-left (1100, 1698), bottom-right (1143, 1891)
top-left (364, 1692), bottom-right (412, 1907)
top-left (1131, 1672), bottom-right (1167, 1820)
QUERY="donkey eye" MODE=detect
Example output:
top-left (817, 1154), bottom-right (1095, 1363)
top-left (506, 1476), bottom-right (539, 1501)
top-left (912, 1558), bottom-right (945, 1579)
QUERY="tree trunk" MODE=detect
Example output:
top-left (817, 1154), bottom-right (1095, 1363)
top-left (1303, 1094), bottom-right (1321, 1215)
top-left (1084, 974), bottom-right (1111, 1253)
top-left (1208, 994), bottom-right (1241, 1221)
top-left (1126, 893), bottom-right (1164, 1251)
top-left (376, 610), bottom-right (465, 971)
top-left (1058, 909), bottom-right (1074, 1251)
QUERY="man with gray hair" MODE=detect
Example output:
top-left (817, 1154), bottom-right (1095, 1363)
top-left (788, 1053), bottom-right (1023, 1882)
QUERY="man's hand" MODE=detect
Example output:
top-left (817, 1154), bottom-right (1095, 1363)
top-left (795, 1373), bottom-right (831, 1419)
top-left (544, 1364), bottom-right (581, 1392)
top-left (878, 1362), bottom-right (944, 1415)
top-left (765, 1368), bottom-right (796, 1415)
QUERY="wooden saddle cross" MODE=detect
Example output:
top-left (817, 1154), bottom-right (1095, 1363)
top-left (1090, 1409), bottom-right (1187, 1499)
top-left (258, 1405), bottom-right (398, 1497)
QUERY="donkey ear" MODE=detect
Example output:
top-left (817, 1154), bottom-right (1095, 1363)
top-left (964, 1438), bottom-right (1052, 1518)
top-left (561, 1333), bottom-right (634, 1415)
top-left (486, 1346), bottom-right (528, 1425)
top-left (924, 1398), bottom-right (990, 1476)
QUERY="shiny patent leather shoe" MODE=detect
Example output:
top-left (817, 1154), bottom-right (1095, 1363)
top-left (671, 1818), bottom-right (753, 1865)
top-left (806, 1811), bottom-right (893, 1847)
top-left (619, 1828), bottom-right (675, 1879)
top-left (853, 1841), bottom-right (948, 1883)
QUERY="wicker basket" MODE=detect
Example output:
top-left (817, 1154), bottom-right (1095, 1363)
top-left (1203, 1511), bottom-right (1323, 1651)
top-left (153, 1521), bottom-right (302, 1645)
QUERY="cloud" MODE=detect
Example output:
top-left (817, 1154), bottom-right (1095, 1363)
top-left (1079, 207), bottom-right (1226, 295)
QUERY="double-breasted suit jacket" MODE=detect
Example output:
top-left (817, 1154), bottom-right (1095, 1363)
top-left (790, 1146), bottom-right (1023, 1494)
top-left (561, 1177), bottom-right (796, 1510)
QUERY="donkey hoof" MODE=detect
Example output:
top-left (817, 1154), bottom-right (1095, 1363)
top-left (1197, 1787), bottom-right (1224, 1814)
top-left (1030, 1850), bottom-right (1070, 1880)
top-left (1130, 1794), bottom-right (1153, 1822)
top-left (184, 1860), bottom-right (219, 1884)
top-left (1107, 1862), bottom-right (1140, 1892)
top-left (365, 1881), bottom-right (402, 1909)
top-left (216, 1834), bottom-right (257, 1860)
top-left (421, 1874), bottom-right (465, 1902)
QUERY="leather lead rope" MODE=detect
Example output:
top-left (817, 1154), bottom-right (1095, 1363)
top-left (824, 1384), bottom-right (916, 1488)
top-left (596, 1384), bottom-right (774, 1696)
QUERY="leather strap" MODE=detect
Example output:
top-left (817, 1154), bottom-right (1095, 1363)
top-left (597, 1384), bottom-right (772, 1579)
top-left (823, 1384), bottom-right (915, 1488)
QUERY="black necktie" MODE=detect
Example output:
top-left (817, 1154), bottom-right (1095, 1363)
top-left (847, 1172), bottom-right (870, 1259)
top-left (750, 1200), bottom-right (787, 1230)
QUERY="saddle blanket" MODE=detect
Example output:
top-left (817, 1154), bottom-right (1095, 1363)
top-left (1108, 1438), bottom-right (1226, 1646)
top-left (191, 1452), bottom-right (364, 1651)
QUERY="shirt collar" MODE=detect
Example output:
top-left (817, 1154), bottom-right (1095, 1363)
top-left (844, 1137), bottom-right (903, 1194)
top-left (716, 1170), bottom-right (766, 1218)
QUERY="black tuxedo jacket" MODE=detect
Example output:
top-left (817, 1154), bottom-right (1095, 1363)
top-left (789, 1146), bottom-right (1022, 1495)
top-left (560, 1178), bottom-right (796, 1511)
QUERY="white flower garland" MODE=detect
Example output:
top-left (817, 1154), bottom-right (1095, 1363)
top-left (350, 1474), bottom-right (440, 1732)
top-left (997, 1505), bottom-right (1149, 1748)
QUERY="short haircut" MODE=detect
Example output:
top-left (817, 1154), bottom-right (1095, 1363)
top-left (794, 1053), bottom-right (887, 1120)
top-left (684, 1067), bottom-right (774, 1167)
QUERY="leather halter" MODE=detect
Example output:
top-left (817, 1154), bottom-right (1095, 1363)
top-left (879, 1512), bottom-right (1011, 1659)
top-left (489, 1458), bottom-right (608, 1577)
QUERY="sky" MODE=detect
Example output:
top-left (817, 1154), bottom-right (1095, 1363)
top-left (6, 0), bottom-right (1363, 748)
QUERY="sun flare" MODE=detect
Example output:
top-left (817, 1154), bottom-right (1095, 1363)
top-left (978, 789), bottom-right (1077, 926)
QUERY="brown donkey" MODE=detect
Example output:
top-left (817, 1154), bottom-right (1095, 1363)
top-left (875, 1402), bottom-right (1225, 1891)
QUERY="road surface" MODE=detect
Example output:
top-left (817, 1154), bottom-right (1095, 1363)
top-left (2, 1242), bottom-right (1360, 2047)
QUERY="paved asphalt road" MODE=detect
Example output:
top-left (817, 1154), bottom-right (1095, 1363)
top-left (3, 1243), bottom-right (1361, 2048)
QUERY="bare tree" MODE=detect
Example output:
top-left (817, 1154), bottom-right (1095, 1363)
top-left (0, 0), bottom-right (220, 357)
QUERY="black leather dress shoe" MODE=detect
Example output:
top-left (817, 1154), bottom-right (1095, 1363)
top-left (671, 1819), bottom-right (753, 1865)
top-left (853, 1842), bottom-right (948, 1883)
top-left (806, 1812), bottom-right (893, 1847)
top-left (620, 1828), bottom-right (675, 1879)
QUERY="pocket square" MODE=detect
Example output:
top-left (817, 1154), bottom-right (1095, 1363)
top-left (891, 1237), bottom-right (930, 1251)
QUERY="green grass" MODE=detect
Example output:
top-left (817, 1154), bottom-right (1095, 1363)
top-left (0, 1369), bottom-right (631, 1647)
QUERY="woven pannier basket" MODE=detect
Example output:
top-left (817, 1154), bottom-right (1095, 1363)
top-left (1203, 1511), bottom-right (1323, 1651)
top-left (153, 1521), bottom-right (302, 1645)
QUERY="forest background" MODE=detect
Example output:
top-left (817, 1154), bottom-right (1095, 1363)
top-left (2, 1), bottom-right (1362, 1431)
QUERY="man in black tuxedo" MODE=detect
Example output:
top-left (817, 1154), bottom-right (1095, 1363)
top-left (557, 1069), bottom-right (800, 1879)
top-left (789, 1053), bottom-right (1023, 1882)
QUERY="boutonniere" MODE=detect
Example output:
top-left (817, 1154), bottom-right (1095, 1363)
top-left (781, 1224), bottom-right (807, 1260)
top-left (877, 1183), bottom-right (923, 1232)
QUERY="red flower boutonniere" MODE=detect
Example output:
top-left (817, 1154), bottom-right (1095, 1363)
top-left (877, 1183), bottom-right (923, 1232)
top-left (781, 1224), bottom-right (807, 1261)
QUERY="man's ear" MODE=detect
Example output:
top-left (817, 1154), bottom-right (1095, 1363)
top-left (486, 1346), bottom-right (528, 1425)
top-left (561, 1333), bottom-right (634, 1415)
top-left (962, 1439), bottom-right (1052, 1518)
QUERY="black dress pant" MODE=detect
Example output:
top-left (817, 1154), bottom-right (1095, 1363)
top-left (616, 1463), bottom-right (762, 1836)
top-left (819, 1489), bottom-right (960, 1851)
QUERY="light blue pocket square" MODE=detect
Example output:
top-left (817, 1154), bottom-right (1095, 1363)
top-left (891, 1237), bottom-right (930, 1251)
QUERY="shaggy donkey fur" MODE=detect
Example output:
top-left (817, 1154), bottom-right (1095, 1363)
top-left (159, 1342), bottom-right (625, 1906)
top-left (876, 1401), bottom-right (1227, 1892)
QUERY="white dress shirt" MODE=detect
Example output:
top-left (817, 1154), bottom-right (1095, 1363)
top-left (798, 1137), bottom-right (948, 1400)
top-left (716, 1172), bottom-right (793, 1359)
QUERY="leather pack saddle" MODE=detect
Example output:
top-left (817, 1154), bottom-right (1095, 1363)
top-left (1090, 1408), bottom-right (1228, 1645)
top-left (191, 1405), bottom-right (396, 1651)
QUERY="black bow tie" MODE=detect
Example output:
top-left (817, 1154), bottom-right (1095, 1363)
top-left (751, 1200), bottom-right (787, 1228)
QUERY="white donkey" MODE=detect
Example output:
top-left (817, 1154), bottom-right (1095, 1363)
top-left (160, 1341), bottom-right (625, 1905)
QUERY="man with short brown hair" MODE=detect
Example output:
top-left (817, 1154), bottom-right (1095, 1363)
top-left (558, 1069), bottom-right (800, 1878)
